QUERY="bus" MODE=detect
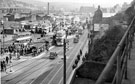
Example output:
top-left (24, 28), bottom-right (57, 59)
top-left (14, 32), bottom-right (32, 46)
top-left (56, 30), bottom-right (66, 45)
top-left (77, 26), bottom-right (83, 35)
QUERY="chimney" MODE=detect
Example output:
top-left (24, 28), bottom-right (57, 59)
top-left (48, 2), bottom-right (49, 15)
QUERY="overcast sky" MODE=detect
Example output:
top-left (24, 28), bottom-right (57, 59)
top-left (36, 0), bottom-right (133, 7)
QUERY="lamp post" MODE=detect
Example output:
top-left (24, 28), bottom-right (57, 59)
top-left (86, 18), bottom-right (91, 55)
top-left (63, 39), bottom-right (66, 84)
top-left (1, 20), bottom-right (4, 55)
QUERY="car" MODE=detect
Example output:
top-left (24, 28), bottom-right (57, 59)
top-left (49, 52), bottom-right (58, 59)
top-left (73, 37), bottom-right (79, 43)
top-left (78, 28), bottom-right (83, 35)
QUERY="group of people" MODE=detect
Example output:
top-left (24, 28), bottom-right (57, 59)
top-left (0, 47), bottom-right (9, 55)
top-left (1, 40), bottom-right (50, 59)
top-left (1, 54), bottom-right (12, 72)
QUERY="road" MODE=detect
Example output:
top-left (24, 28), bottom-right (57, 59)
top-left (31, 29), bottom-right (88, 84)
top-left (1, 29), bottom-right (88, 84)
top-left (1, 31), bottom-right (77, 84)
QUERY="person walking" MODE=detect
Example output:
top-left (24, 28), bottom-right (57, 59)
top-left (1, 61), bottom-right (3, 72)
top-left (32, 48), bottom-right (35, 56)
top-left (80, 50), bottom-right (82, 56)
top-left (6, 56), bottom-right (9, 65)
top-left (3, 60), bottom-right (6, 73)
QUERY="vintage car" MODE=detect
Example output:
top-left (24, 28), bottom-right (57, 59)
top-left (73, 37), bottom-right (79, 43)
top-left (49, 52), bottom-right (58, 59)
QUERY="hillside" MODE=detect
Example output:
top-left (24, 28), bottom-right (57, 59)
top-left (0, 0), bottom-right (37, 9)
top-left (16, 0), bottom-right (91, 11)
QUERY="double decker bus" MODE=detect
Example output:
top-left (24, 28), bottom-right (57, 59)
top-left (56, 30), bottom-right (66, 46)
top-left (14, 32), bottom-right (32, 46)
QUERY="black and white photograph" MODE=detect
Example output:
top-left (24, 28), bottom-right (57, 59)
top-left (0, 0), bottom-right (135, 84)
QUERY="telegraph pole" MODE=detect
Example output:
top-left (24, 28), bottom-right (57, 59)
top-left (63, 39), bottom-right (66, 84)
top-left (1, 20), bottom-right (4, 55)
top-left (47, 2), bottom-right (49, 15)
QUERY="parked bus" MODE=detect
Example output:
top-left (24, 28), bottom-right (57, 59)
top-left (56, 30), bottom-right (66, 45)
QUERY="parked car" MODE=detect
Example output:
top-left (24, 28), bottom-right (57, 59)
top-left (73, 37), bottom-right (79, 43)
top-left (49, 52), bottom-right (58, 59)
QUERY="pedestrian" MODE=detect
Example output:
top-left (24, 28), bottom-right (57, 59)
top-left (1, 61), bottom-right (3, 72)
top-left (9, 53), bottom-right (12, 60)
top-left (22, 48), bottom-right (24, 56)
top-left (32, 49), bottom-right (35, 56)
top-left (3, 60), bottom-right (6, 72)
top-left (80, 50), bottom-right (82, 56)
top-left (20, 48), bottom-right (22, 56)
top-left (6, 56), bottom-right (9, 64)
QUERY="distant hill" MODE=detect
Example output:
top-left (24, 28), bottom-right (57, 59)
top-left (0, 0), bottom-right (37, 9)
top-left (16, 0), bottom-right (92, 11)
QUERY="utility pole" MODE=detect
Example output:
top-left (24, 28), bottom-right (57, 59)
top-left (1, 20), bottom-right (4, 55)
top-left (90, 19), bottom-right (94, 53)
top-left (63, 39), bottom-right (66, 84)
top-left (47, 2), bottom-right (49, 15)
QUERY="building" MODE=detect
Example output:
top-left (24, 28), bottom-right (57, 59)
top-left (121, 2), bottom-right (130, 11)
top-left (113, 4), bottom-right (121, 13)
top-left (93, 6), bottom-right (103, 23)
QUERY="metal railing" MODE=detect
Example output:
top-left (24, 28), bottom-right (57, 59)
top-left (95, 16), bottom-right (135, 84)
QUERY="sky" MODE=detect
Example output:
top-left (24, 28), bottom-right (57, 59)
top-left (36, 0), bottom-right (133, 7)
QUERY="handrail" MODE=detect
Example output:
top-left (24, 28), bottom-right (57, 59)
top-left (95, 16), bottom-right (135, 84)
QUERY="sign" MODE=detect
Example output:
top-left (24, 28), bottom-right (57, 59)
top-left (94, 24), bottom-right (100, 31)
top-left (94, 24), bottom-right (109, 31)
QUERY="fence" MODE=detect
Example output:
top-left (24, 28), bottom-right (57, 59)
top-left (95, 16), bottom-right (135, 84)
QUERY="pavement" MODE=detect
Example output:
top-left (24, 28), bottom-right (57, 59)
top-left (67, 37), bottom-right (88, 84)
top-left (122, 35), bottom-right (135, 84)
top-left (125, 36), bottom-right (135, 84)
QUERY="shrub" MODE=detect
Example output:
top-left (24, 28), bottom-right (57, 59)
top-left (89, 25), bottom-right (126, 63)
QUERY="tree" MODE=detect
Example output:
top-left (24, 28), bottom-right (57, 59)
top-left (88, 25), bottom-right (125, 63)
top-left (125, 0), bottom-right (135, 24)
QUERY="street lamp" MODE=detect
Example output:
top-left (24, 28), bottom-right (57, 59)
top-left (63, 38), bottom-right (69, 84)
top-left (63, 39), bottom-right (66, 84)
top-left (1, 20), bottom-right (4, 55)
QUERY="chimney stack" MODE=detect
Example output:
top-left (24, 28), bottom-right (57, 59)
top-left (48, 2), bottom-right (49, 15)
